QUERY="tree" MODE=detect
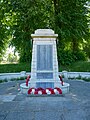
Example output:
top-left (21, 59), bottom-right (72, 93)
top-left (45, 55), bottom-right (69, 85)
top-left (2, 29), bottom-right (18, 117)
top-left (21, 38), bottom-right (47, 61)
top-left (10, 0), bottom-right (54, 62)
top-left (0, 0), bottom-right (89, 64)
top-left (52, 0), bottom-right (90, 65)
top-left (53, 0), bottom-right (89, 52)
top-left (0, 0), bottom-right (16, 59)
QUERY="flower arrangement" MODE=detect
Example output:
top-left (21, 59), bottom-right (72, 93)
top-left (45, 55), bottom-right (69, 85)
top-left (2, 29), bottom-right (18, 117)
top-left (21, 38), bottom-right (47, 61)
top-left (59, 75), bottom-right (63, 86)
top-left (28, 87), bottom-right (62, 95)
top-left (54, 87), bottom-right (62, 94)
top-left (27, 75), bottom-right (63, 95)
top-left (26, 75), bottom-right (30, 86)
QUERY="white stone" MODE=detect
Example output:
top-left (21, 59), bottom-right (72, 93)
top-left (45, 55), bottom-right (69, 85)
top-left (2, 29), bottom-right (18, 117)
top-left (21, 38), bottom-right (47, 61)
top-left (20, 83), bottom-right (29, 94)
top-left (20, 29), bottom-right (70, 94)
top-left (35, 29), bottom-right (54, 34)
top-left (31, 29), bottom-right (58, 38)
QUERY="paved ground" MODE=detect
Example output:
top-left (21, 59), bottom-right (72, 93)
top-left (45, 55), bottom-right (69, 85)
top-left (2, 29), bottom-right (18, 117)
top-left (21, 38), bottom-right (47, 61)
top-left (0, 79), bottom-right (90, 120)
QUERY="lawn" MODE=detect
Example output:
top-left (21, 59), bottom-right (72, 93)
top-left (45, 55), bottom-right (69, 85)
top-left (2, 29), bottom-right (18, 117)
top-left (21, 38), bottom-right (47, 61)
top-left (0, 63), bottom-right (31, 73)
top-left (0, 61), bottom-right (90, 73)
top-left (59, 61), bottom-right (90, 72)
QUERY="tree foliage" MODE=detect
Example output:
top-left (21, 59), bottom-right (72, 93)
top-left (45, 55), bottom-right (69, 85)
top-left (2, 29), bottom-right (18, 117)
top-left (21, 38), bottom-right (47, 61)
top-left (0, 0), bottom-right (17, 59)
top-left (53, 0), bottom-right (90, 65)
top-left (0, 0), bottom-right (90, 64)
top-left (11, 0), bottom-right (54, 62)
top-left (53, 0), bottom-right (89, 49)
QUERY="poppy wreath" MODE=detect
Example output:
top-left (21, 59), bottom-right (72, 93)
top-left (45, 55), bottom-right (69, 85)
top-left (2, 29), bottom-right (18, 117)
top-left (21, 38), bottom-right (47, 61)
top-left (26, 75), bottom-right (30, 86)
top-left (54, 87), bottom-right (62, 94)
top-left (46, 88), bottom-right (55, 94)
top-left (35, 87), bottom-right (47, 95)
top-left (28, 87), bottom-right (62, 95)
top-left (28, 88), bottom-right (36, 94)
top-left (28, 87), bottom-right (46, 95)
top-left (59, 75), bottom-right (64, 86)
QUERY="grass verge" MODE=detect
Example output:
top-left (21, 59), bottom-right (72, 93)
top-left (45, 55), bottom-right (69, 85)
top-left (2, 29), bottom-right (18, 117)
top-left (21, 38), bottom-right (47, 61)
top-left (0, 63), bottom-right (31, 73)
top-left (59, 61), bottom-right (90, 72)
top-left (0, 61), bottom-right (90, 73)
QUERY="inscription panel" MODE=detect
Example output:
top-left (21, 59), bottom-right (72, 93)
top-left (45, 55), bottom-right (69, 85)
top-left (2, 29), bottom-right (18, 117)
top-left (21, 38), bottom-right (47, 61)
top-left (37, 45), bottom-right (53, 70)
top-left (37, 73), bottom-right (53, 79)
top-left (36, 82), bottom-right (54, 89)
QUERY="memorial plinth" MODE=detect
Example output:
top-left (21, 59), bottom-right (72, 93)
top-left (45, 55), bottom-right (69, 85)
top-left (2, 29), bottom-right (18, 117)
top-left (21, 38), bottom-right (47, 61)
top-left (20, 29), bottom-right (70, 95)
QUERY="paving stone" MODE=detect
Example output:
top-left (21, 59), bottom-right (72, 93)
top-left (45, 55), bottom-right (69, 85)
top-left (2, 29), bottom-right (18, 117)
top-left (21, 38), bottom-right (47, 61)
top-left (0, 80), bottom-right (90, 120)
top-left (0, 81), bottom-right (24, 95)
top-left (13, 93), bottom-right (26, 101)
top-left (35, 111), bottom-right (65, 120)
top-left (5, 112), bottom-right (34, 120)
top-left (0, 116), bottom-right (5, 120)
top-left (0, 101), bottom-right (19, 112)
top-left (0, 111), bottom-right (8, 120)
top-left (0, 95), bottom-right (16, 102)
top-left (63, 109), bottom-right (86, 120)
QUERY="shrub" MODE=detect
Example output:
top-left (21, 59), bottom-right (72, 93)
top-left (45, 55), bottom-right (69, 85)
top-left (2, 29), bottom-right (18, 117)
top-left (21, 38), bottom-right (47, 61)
top-left (58, 49), bottom-right (75, 65)
top-left (58, 49), bottom-right (87, 66)
top-left (73, 51), bottom-right (87, 61)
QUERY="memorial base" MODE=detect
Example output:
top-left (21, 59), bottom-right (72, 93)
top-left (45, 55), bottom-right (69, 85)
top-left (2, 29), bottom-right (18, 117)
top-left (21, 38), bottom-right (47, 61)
top-left (27, 94), bottom-right (64, 97)
top-left (20, 83), bottom-right (29, 94)
top-left (20, 82), bottom-right (70, 95)
top-left (20, 29), bottom-right (70, 96)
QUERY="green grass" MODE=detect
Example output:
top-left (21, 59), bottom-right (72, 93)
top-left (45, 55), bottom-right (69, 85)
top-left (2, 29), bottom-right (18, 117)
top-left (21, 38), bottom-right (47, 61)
top-left (0, 63), bottom-right (31, 73)
top-left (0, 61), bottom-right (90, 73)
top-left (59, 61), bottom-right (90, 72)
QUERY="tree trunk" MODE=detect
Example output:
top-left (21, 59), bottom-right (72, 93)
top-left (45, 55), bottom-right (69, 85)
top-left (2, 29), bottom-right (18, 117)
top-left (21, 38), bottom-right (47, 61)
top-left (53, 0), bottom-right (61, 16)
top-left (72, 38), bottom-right (79, 52)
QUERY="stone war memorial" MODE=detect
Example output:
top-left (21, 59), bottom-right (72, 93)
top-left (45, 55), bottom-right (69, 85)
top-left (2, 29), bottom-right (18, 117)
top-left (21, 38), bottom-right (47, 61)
top-left (20, 29), bottom-right (70, 95)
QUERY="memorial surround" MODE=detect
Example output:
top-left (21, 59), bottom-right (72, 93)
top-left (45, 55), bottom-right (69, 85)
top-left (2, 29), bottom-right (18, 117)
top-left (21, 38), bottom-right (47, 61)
top-left (20, 29), bottom-right (70, 95)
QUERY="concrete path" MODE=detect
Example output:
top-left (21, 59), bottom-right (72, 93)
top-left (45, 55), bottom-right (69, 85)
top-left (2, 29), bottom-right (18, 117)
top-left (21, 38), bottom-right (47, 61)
top-left (0, 80), bottom-right (90, 120)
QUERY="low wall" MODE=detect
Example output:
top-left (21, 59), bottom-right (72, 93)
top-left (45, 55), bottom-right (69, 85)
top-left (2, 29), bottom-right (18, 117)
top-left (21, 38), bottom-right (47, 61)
top-left (0, 71), bottom-right (90, 80)
top-left (61, 71), bottom-right (90, 79)
top-left (0, 71), bottom-right (30, 80)
top-left (67, 72), bottom-right (90, 78)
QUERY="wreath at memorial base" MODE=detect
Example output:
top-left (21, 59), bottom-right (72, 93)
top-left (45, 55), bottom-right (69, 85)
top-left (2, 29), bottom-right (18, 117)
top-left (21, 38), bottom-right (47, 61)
top-left (28, 87), bottom-right (62, 95)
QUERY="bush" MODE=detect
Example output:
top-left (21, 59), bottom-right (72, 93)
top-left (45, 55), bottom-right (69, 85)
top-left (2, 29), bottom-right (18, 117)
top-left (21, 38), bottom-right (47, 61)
top-left (58, 49), bottom-right (87, 66)
top-left (73, 51), bottom-right (87, 61)
top-left (83, 43), bottom-right (90, 59)
top-left (58, 49), bottom-right (75, 65)
top-left (19, 52), bottom-right (32, 63)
